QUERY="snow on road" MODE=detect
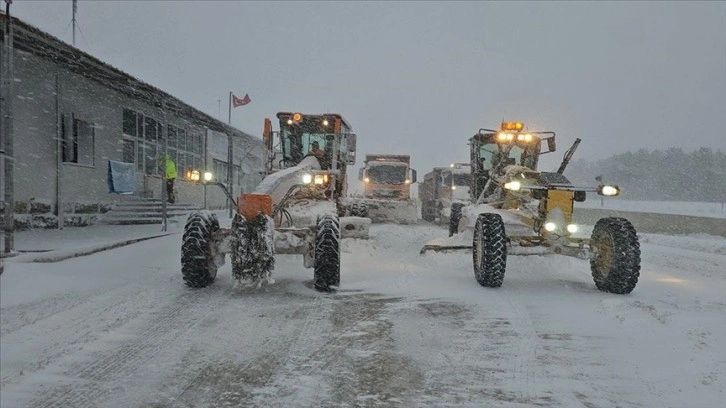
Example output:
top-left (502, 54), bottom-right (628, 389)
top-left (1, 216), bottom-right (725, 407)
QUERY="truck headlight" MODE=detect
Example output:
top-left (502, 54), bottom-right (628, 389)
top-left (451, 185), bottom-right (457, 190)
top-left (504, 181), bottom-right (521, 191)
top-left (203, 172), bottom-right (214, 182)
top-left (314, 175), bottom-right (325, 185)
top-left (544, 222), bottom-right (557, 232)
top-left (567, 224), bottom-right (578, 233)
top-left (598, 185), bottom-right (620, 196)
top-left (302, 174), bottom-right (313, 184)
top-left (364, 177), bottom-right (370, 183)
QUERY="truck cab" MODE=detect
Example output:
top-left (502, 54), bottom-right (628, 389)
top-left (359, 154), bottom-right (417, 201)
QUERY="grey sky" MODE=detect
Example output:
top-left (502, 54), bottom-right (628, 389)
top-left (11, 1), bottom-right (726, 175)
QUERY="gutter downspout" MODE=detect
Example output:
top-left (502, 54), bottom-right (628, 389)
top-left (55, 70), bottom-right (63, 229)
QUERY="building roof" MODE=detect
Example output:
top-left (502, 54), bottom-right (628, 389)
top-left (0, 13), bottom-right (259, 144)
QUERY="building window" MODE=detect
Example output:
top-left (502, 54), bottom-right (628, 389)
top-left (122, 108), bottom-right (137, 137)
top-left (122, 108), bottom-right (162, 175)
top-left (122, 109), bottom-right (202, 177)
top-left (122, 139), bottom-right (135, 163)
top-left (63, 116), bottom-right (95, 166)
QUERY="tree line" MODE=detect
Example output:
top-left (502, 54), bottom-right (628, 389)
top-left (563, 147), bottom-right (726, 202)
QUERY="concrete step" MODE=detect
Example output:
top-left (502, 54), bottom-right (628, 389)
top-left (102, 210), bottom-right (193, 218)
top-left (108, 204), bottom-right (198, 211)
top-left (101, 198), bottom-right (202, 225)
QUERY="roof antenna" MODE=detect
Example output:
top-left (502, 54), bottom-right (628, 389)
top-left (72, 0), bottom-right (77, 46)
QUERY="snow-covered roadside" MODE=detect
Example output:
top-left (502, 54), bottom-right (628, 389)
top-left (580, 198), bottom-right (726, 219)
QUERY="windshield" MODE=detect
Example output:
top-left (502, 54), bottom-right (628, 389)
top-left (478, 142), bottom-right (530, 169)
top-left (281, 129), bottom-right (331, 166)
top-left (443, 173), bottom-right (471, 186)
top-left (368, 165), bottom-right (407, 184)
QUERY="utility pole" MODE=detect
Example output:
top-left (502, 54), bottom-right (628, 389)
top-left (3, 0), bottom-right (16, 256)
top-left (72, 0), bottom-right (77, 47)
top-left (227, 92), bottom-right (233, 218)
top-left (160, 97), bottom-right (168, 232)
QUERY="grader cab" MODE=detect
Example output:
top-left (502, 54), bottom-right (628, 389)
top-left (422, 122), bottom-right (641, 294)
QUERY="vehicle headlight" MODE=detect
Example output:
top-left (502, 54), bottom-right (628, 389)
top-left (451, 185), bottom-right (457, 190)
top-left (203, 172), bottom-right (214, 182)
top-left (504, 181), bottom-right (521, 191)
top-left (314, 175), bottom-right (325, 185)
top-left (599, 185), bottom-right (620, 196)
top-left (567, 224), bottom-right (578, 233)
top-left (187, 170), bottom-right (200, 182)
top-left (364, 177), bottom-right (370, 183)
top-left (405, 179), bottom-right (411, 184)
top-left (544, 222), bottom-right (557, 232)
top-left (302, 174), bottom-right (313, 184)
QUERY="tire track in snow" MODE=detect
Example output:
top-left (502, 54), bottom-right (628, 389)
top-left (1, 283), bottom-right (157, 386)
top-left (250, 294), bottom-right (397, 407)
top-left (24, 286), bottom-right (234, 408)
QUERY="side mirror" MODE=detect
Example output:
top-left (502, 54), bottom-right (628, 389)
top-left (411, 169), bottom-right (417, 183)
top-left (346, 134), bottom-right (357, 165)
top-left (263, 118), bottom-right (272, 151)
top-left (545, 137), bottom-right (556, 153)
top-left (574, 191), bottom-right (587, 202)
top-left (358, 168), bottom-right (364, 181)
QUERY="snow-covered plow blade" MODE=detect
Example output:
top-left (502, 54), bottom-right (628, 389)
top-left (340, 216), bottom-right (371, 239)
top-left (350, 198), bottom-right (418, 224)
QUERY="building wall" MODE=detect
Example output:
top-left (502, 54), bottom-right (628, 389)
top-left (6, 44), bottom-right (265, 215)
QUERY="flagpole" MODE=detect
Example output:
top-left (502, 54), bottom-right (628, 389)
top-left (228, 91), bottom-right (232, 125)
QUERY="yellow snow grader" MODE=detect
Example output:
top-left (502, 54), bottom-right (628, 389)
top-left (421, 121), bottom-right (641, 294)
top-left (181, 112), bottom-right (366, 292)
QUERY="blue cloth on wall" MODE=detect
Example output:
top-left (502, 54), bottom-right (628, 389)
top-left (107, 160), bottom-right (137, 194)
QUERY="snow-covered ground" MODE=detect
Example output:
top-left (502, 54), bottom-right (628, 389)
top-left (580, 198), bottom-right (726, 219)
top-left (1, 204), bottom-right (725, 407)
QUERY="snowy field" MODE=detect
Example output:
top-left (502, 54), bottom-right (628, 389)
top-left (1, 204), bottom-right (725, 407)
top-left (579, 198), bottom-right (726, 219)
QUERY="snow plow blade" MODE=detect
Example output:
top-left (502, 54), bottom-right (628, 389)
top-left (340, 216), bottom-right (371, 239)
top-left (361, 199), bottom-right (418, 224)
top-left (419, 244), bottom-right (472, 254)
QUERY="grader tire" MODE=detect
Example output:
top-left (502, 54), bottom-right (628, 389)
top-left (181, 211), bottom-right (220, 288)
top-left (314, 214), bottom-right (341, 291)
top-left (449, 203), bottom-right (465, 236)
top-left (473, 213), bottom-right (507, 288)
top-left (590, 217), bottom-right (641, 294)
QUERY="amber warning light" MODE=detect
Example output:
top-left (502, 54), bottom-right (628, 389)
top-left (500, 122), bottom-right (524, 131)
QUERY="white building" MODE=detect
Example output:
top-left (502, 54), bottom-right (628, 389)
top-left (1, 14), bottom-right (265, 228)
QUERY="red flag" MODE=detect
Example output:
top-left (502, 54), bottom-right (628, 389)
top-left (232, 93), bottom-right (251, 107)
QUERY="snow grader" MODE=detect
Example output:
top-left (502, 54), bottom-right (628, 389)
top-left (421, 121), bottom-right (641, 294)
top-left (181, 112), bottom-right (367, 292)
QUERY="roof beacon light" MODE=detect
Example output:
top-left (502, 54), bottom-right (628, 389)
top-left (501, 122), bottom-right (524, 132)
